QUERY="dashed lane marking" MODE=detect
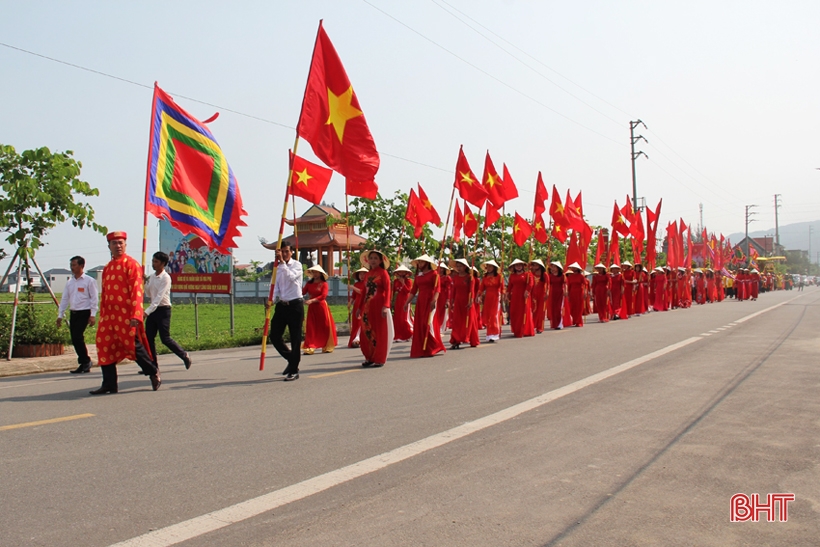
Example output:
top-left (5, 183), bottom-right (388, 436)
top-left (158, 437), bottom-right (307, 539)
top-left (0, 413), bottom-right (94, 431)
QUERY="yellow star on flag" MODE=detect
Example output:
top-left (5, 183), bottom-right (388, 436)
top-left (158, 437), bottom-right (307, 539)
top-left (535, 221), bottom-right (543, 230)
top-left (514, 224), bottom-right (521, 233)
top-left (485, 173), bottom-right (498, 188)
top-left (555, 225), bottom-right (562, 232)
top-left (555, 203), bottom-right (564, 215)
top-left (423, 199), bottom-right (433, 209)
top-left (295, 168), bottom-right (313, 186)
top-left (460, 172), bottom-right (475, 185)
top-left (326, 86), bottom-right (362, 143)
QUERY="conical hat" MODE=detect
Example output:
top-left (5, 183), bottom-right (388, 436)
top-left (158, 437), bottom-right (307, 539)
top-left (355, 267), bottom-right (369, 274)
top-left (307, 265), bottom-right (328, 280)
top-left (567, 262), bottom-right (582, 271)
top-left (482, 259), bottom-right (500, 271)
top-left (411, 254), bottom-right (437, 268)
top-left (621, 260), bottom-right (633, 267)
top-left (361, 249), bottom-right (390, 268)
top-left (508, 258), bottom-right (526, 269)
top-left (450, 258), bottom-right (470, 270)
top-left (550, 261), bottom-right (563, 271)
top-left (609, 263), bottom-right (621, 270)
top-left (594, 263), bottom-right (606, 270)
top-left (394, 265), bottom-right (412, 274)
top-left (530, 259), bottom-right (546, 269)
top-left (438, 262), bottom-right (451, 271)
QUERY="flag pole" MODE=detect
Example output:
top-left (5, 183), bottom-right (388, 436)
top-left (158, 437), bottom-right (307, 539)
top-left (438, 186), bottom-right (457, 263)
top-left (259, 140), bottom-right (300, 371)
top-left (345, 194), bottom-right (352, 324)
top-left (142, 83), bottom-right (160, 272)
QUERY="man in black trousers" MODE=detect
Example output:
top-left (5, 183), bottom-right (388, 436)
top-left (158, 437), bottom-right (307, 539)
top-left (269, 244), bottom-right (304, 381)
top-left (144, 251), bottom-right (191, 371)
top-left (56, 256), bottom-right (98, 374)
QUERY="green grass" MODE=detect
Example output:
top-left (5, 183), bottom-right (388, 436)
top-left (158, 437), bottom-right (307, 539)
top-left (1, 293), bottom-right (351, 355)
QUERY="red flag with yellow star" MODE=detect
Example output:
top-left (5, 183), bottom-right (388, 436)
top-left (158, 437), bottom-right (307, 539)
top-left (532, 213), bottom-right (548, 244)
top-left (483, 152), bottom-right (505, 209)
top-left (288, 152), bottom-right (333, 205)
top-left (611, 201), bottom-right (630, 237)
top-left (417, 183), bottom-right (441, 226)
top-left (551, 222), bottom-right (568, 243)
top-left (513, 212), bottom-right (532, 247)
top-left (549, 185), bottom-right (567, 230)
top-left (463, 202), bottom-right (478, 238)
top-left (454, 146), bottom-right (488, 209)
top-left (296, 22), bottom-right (380, 191)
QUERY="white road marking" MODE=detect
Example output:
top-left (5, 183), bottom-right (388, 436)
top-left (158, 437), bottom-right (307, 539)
top-left (701, 333), bottom-right (712, 336)
top-left (708, 330), bottom-right (720, 333)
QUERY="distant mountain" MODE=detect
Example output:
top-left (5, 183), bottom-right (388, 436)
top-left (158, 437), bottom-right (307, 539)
top-left (728, 219), bottom-right (820, 253)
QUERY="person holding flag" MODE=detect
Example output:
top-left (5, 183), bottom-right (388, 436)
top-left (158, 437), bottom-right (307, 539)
top-left (478, 260), bottom-right (504, 343)
top-left (348, 267), bottom-right (368, 348)
top-left (506, 259), bottom-right (535, 338)
top-left (301, 265), bottom-right (337, 355)
top-left (448, 258), bottom-right (479, 349)
top-left (566, 262), bottom-right (587, 327)
top-left (435, 262), bottom-right (452, 334)
top-left (609, 264), bottom-right (625, 320)
top-left (547, 261), bottom-right (566, 330)
top-left (530, 259), bottom-right (548, 333)
top-left (591, 263), bottom-right (611, 323)
top-left (392, 265), bottom-right (414, 342)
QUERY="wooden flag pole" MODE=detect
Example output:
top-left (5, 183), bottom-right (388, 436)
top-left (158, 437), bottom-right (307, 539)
top-left (500, 205), bottom-right (506, 270)
top-left (438, 187), bottom-right (457, 263)
top-left (345, 194), bottom-right (352, 324)
top-left (141, 83), bottom-right (161, 273)
top-left (259, 139), bottom-right (300, 371)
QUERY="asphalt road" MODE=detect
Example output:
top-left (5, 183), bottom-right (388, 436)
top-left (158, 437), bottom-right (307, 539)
top-left (1, 288), bottom-right (818, 547)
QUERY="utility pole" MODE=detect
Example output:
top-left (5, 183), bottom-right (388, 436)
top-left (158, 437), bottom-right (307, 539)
top-left (773, 194), bottom-right (781, 252)
top-left (698, 203), bottom-right (704, 234)
top-left (630, 120), bottom-right (648, 212)
top-left (745, 204), bottom-right (758, 264)
top-left (809, 225), bottom-right (813, 270)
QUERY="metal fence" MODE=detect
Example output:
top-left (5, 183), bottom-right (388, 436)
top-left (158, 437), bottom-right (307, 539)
top-left (172, 276), bottom-right (349, 305)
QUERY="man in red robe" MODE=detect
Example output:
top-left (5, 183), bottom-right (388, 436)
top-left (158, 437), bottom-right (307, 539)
top-left (91, 232), bottom-right (160, 394)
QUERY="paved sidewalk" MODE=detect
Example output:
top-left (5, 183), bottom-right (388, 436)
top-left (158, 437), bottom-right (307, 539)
top-left (0, 346), bottom-right (99, 377)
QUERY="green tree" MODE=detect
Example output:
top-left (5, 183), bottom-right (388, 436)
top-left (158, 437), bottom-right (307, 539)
top-left (0, 144), bottom-right (106, 261)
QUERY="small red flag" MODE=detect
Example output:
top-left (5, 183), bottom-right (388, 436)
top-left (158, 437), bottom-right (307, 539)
top-left (483, 152), bottom-right (506, 209)
top-left (513, 212), bottom-right (532, 246)
top-left (564, 189), bottom-right (585, 232)
top-left (533, 172), bottom-right (548, 216)
top-left (417, 183), bottom-right (441, 226)
top-left (405, 189), bottom-right (430, 238)
top-left (288, 152), bottom-right (333, 205)
top-left (297, 22), bottom-right (379, 187)
top-left (609, 230), bottom-right (621, 266)
top-left (484, 205), bottom-right (501, 229)
top-left (501, 163), bottom-right (519, 202)
top-left (565, 231), bottom-right (582, 268)
top-left (532, 213), bottom-right (548, 244)
top-left (463, 202), bottom-right (478, 238)
top-left (551, 222), bottom-right (568, 244)
top-left (454, 146), bottom-right (487, 209)
top-left (452, 201), bottom-right (464, 243)
top-left (549, 185), bottom-right (567, 230)
top-left (612, 201), bottom-right (630, 238)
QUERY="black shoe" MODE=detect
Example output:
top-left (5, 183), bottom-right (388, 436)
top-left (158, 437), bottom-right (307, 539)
top-left (284, 373), bottom-right (300, 381)
top-left (150, 374), bottom-right (161, 391)
top-left (71, 364), bottom-right (92, 374)
top-left (89, 386), bottom-right (117, 395)
top-left (361, 361), bottom-right (374, 368)
top-left (370, 363), bottom-right (384, 368)
top-left (449, 343), bottom-right (461, 350)
top-left (183, 353), bottom-right (192, 369)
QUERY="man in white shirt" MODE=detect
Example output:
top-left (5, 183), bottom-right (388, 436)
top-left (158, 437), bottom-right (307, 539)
top-left (57, 256), bottom-right (98, 374)
top-left (145, 251), bottom-right (191, 371)
top-left (269, 243), bottom-right (304, 381)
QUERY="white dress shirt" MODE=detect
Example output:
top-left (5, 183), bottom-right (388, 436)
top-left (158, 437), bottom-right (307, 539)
top-left (58, 273), bottom-right (98, 318)
top-left (273, 259), bottom-right (304, 302)
top-left (145, 270), bottom-right (173, 316)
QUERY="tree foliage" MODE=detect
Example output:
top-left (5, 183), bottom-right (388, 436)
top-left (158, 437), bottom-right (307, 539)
top-left (0, 144), bottom-right (107, 259)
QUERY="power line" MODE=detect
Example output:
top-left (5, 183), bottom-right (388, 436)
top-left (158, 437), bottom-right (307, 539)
top-left (360, 0), bottom-right (625, 147)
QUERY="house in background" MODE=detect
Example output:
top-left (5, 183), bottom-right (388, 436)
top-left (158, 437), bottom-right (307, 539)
top-left (2, 271), bottom-right (42, 292)
top-left (42, 268), bottom-right (72, 294)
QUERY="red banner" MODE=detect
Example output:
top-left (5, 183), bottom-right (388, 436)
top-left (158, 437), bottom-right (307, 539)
top-left (170, 273), bottom-right (232, 294)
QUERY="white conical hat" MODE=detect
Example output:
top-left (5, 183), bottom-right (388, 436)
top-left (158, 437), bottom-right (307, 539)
top-left (594, 263), bottom-right (606, 270)
top-left (411, 254), bottom-right (436, 268)
top-left (550, 261), bottom-right (563, 271)
top-left (530, 259), bottom-right (546, 269)
top-left (394, 265), bottom-right (412, 274)
top-left (355, 267), bottom-right (369, 274)
top-left (307, 265), bottom-right (328, 280)
top-left (610, 263), bottom-right (621, 270)
top-left (567, 262), bottom-right (582, 271)
top-left (361, 249), bottom-right (390, 268)
top-left (621, 260), bottom-right (633, 267)
top-left (508, 258), bottom-right (526, 269)
top-left (483, 259), bottom-right (500, 271)
top-left (438, 262), bottom-right (451, 270)
top-left (450, 258), bottom-right (470, 270)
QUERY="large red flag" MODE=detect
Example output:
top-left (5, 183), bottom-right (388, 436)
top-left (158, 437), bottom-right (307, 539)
top-left (565, 231), bottom-right (582, 268)
top-left (297, 22), bottom-right (379, 190)
top-left (513, 213), bottom-right (532, 246)
top-left (549, 185), bottom-right (567, 229)
top-left (463, 202), bottom-right (478, 238)
top-left (417, 183), bottom-right (441, 226)
top-left (564, 189), bottom-right (585, 232)
top-left (454, 147), bottom-right (487, 208)
top-left (483, 152), bottom-right (506, 209)
top-left (594, 229), bottom-right (604, 266)
top-left (452, 201), bottom-right (464, 243)
top-left (612, 201), bottom-right (630, 237)
top-left (288, 152), bottom-right (333, 205)
top-left (620, 197), bottom-right (636, 232)
top-left (532, 214), bottom-right (548, 244)
top-left (533, 172), bottom-right (548, 216)
top-left (551, 222), bottom-right (568, 243)
top-left (501, 164), bottom-right (519, 202)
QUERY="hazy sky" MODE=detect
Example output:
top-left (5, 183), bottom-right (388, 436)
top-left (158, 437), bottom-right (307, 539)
top-left (2, 0), bottom-right (819, 272)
